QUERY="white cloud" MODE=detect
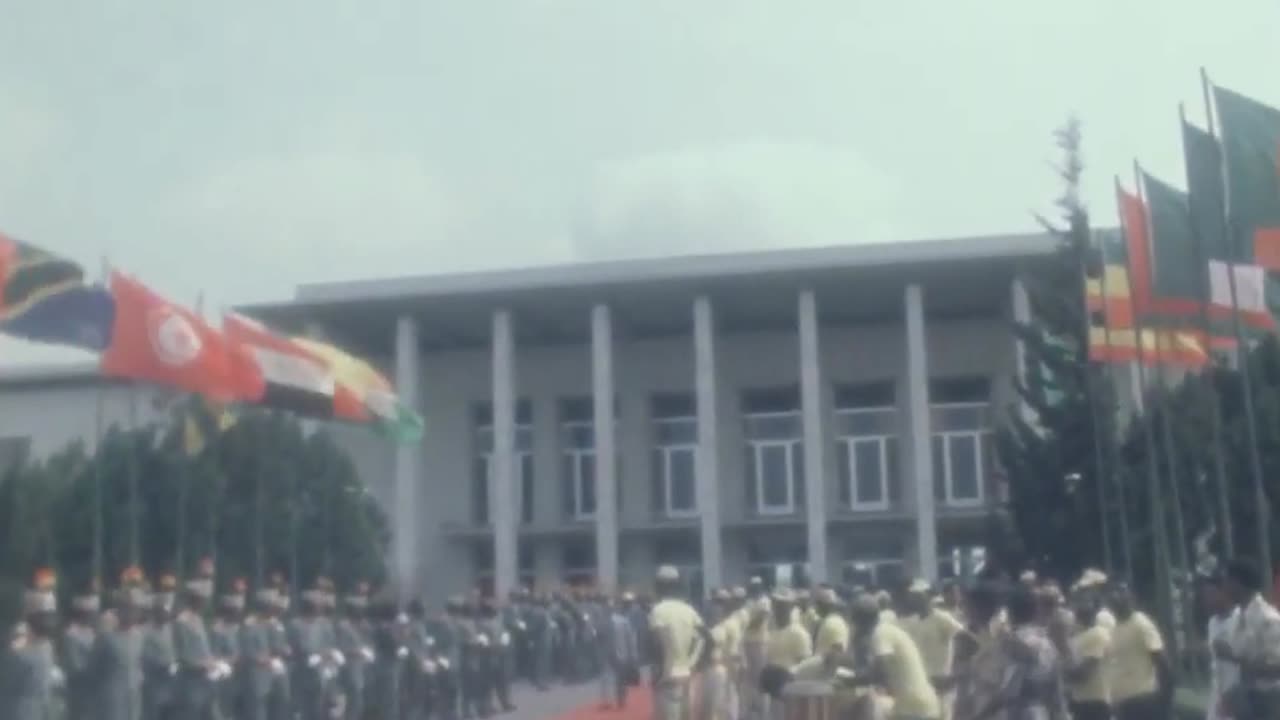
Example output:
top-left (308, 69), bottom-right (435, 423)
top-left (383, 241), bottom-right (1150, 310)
top-left (573, 141), bottom-right (903, 261)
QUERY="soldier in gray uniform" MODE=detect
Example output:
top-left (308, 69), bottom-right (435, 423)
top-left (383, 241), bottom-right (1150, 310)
top-left (289, 581), bottom-right (337, 720)
top-left (263, 576), bottom-right (292, 720)
top-left (457, 597), bottom-right (491, 719)
top-left (142, 574), bottom-right (179, 720)
top-left (526, 592), bottom-right (553, 691)
top-left (483, 597), bottom-right (516, 714)
top-left (96, 570), bottom-right (148, 720)
top-left (209, 580), bottom-right (244, 720)
top-left (1, 568), bottom-right (62, 720)
top-left (61, 579), bottom-right (100, 720)
top-left (431, 597), bottom-right (464, 720)
top-left (334, 583), bottom-right (373, 720)
top-left (172, 566), bottom-right (221, 720)
top-left (236, 586), bottom-right (275, 720)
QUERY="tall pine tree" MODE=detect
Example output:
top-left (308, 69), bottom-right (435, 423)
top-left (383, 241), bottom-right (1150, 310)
top-left (995, 118), bottom-right (1117, 581)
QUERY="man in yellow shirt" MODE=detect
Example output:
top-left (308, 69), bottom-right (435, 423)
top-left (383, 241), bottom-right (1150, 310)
top-left (900, 579), bottom-right (963, 718)
top-left (1106, 585), bottom-right (1171, 720)
top-left (702, 589), bottom-right (740, 720)
top-left (761, 588), bottom-right (811, 720)
top-left (812, 587), bottom-right (849, 662)
top-left (1066, 597), bottom-right (1111, 720)
top-left (740, 578), bottom-right (771, 720)
top-left (648, 565), bottom-right (708, 720)
top-left (845, 593), bottom-right (941, 720)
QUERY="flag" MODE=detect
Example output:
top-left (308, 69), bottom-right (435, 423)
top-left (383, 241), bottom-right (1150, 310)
top-left (292, 337), bottom-right (425, 443)
top-left (1214, 87), bottom-right (1280, 268)
top-left (0, 233), bottom-right (114, 351)
top-left (0, 232), bottom-right (86, 314)
top-left (223, 313), bottom-right (365, 420)
top-left (182, 398), bottom-right (237, 457)
top-left (1142, 172), bottom-right (1205, 316)
top-left (101, 272), bottom-right (263, 401)
top-left (0, 284), bottom-right (115, 351)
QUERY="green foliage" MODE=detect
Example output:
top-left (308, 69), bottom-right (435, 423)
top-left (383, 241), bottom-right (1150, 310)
top-left (994, 117), bottom-right (1116, 581)
top-left (0, 398), bottom-right (388, 628)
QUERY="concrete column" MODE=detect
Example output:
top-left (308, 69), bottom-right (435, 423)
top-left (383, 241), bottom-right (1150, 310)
top-left (904, 284), bottom-right (939, 582)
top-left (393, 315), bottom-right (421, 601)
top-left (1010, 276), bottom-right (1035, 425)
top-left (491, 309), bottom-right (518, 599)
top-left (591, 304), bottom-right (619, 592)
top-left (693, 297), bottom-right (723, 590)
top-left (798, 290), bottom-right (828, 583)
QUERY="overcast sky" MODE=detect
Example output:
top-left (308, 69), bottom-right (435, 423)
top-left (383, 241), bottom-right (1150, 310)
top-left (1, 0), bottom-right (1277, 367)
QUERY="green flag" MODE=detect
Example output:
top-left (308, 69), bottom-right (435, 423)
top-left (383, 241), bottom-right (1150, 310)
top-left (1142, 172), bottom-right (1203, 315)
top-left (1182, 121), bottom-right (1231, 262)
top-left (1214, 86), bottom-right (1280, 265)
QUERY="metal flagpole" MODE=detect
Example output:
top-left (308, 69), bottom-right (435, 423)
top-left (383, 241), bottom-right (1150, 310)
top-left (1203, 68), bottom-right (1272, 582)
top-left (92, 256), bottom-right (109, 587)
top-left (1098, 229), bottom-right (1137, 581)
top-left (1180, 103), bottom-right (1236, 557)
top-left (1117, 176), bottom-right (1174, 626)
top-left (1083, 231), bottom-right (1116, 572)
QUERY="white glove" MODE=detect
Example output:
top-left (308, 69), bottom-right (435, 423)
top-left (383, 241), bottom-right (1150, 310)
top-left (499, 632), bottom-right (511, 647)
top-left (49, 667), bottom-right (65, 687)
top-left (168, 663), bottom-right (179, 676)
top-left (422, 659), bottom-right (437, 674)
top-left (516, 621), bottom-right (527, 631)
top-left (331, 650), bottom-right (346, 667)
top-left (395, 613), bottom-right (409, 625)
top-left (476, 634), bottom-right (489, 648)
top-left (361, 647), bottom-right (375, 662)
top-left (270, 658), bottom-right (286, 676)
top-left (308, 653), bottom-right (321, 668)
top-left (437, 658), bottom-right (451, 670)
top-left (426, 637), bottom-right (436, 648)
top-left (396, 646), bottom-right (409, 659)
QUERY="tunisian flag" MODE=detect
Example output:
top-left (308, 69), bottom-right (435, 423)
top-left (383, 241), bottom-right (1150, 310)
top-left (101, 272), bottom-right (262, 401)
top-left (223, 312), bottom-right (366, 421)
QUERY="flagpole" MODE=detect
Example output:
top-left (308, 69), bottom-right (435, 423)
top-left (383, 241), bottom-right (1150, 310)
top-left (1083, 234), bottom-right (1116, 573)
top-left (1135, 163), bottom-right (1194, 620)
top-left (92, 257), bottom-right (109, 588)
top-left (1118, 177), bottom-right (1174, 626)
top-left (1203, 67), bottom-right (1272, 581)
top-left (1179, 103), bottom-right (1235, 557)
top-left (1095, 234), bottom-right (1133, 579)
top-left (175, 292), bottom-right (204, 580)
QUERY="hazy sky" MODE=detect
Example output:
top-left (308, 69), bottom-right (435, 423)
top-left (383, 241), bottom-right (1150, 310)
top-left (1, 0), bottom-right (1277, 366)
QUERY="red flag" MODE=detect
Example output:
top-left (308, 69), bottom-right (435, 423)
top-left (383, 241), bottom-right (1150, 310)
top-left (101, 272), bottom-right (262, 401)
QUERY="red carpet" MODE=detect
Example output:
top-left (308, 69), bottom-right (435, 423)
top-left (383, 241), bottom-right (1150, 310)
top-left (551, 685), bottom-right (653, 720)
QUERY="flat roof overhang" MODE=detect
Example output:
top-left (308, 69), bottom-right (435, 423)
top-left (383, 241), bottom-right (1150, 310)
top-left (239, 233), bottom-right (1056, 353)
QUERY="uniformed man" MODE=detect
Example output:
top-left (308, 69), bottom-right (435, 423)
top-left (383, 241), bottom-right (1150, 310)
top-left (525, 592), bottom-right (553, 691)
top-left (334, 582), bottom-right (373, 720)
top-left (812, 586), bottom-right (851, 669)
top-left (263, 577), bottom-right (293, 720)
top-left (173, 562), bottom-right (222, 720)
top-left (404, 598), bottom-right (437, 720)
top-left (1, 568), bottom-right (62, 720)
top-left (433, 597), bottom-right (465, 720)
top-left (289, 580), bottom-right (336, 720)
top-left (238, 584), bottom-right (277, 720)
top-left (364, 591), bottom-right (405, 720)
top-left (458, 597), bottom-right (490, 719)
top-left (648, 565), bottom-right (707, 720)
top-left (97, 568), bottom-right (148, 720)
top-left (209, 579), bottom-right (246, 720)
top-left (762, 588), bottom-right (812, 720)
top-left (142, 574), bottom-right (179, 720)
top-left (62, 578), bottom-right (101, 720)
top-left (484, 597), bottom-right (516, 714)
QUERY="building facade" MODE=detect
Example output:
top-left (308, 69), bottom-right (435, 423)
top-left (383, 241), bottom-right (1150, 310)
top-left (0, 234), bottom-right (1054, 602)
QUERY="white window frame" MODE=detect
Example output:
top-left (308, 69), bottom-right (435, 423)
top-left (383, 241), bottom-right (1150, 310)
top-left (654, 415), bottom-right (699, 518)
top-left (475, 422), bottom-right (534, 525)
top-left (751, 439), bottom-right (800, 516)
top-left (561, 419), bottom-right (598, 522)
top-left (931, 402), bottom-right (990, 508)
top-left (840, 435), bottom-right (893, 510)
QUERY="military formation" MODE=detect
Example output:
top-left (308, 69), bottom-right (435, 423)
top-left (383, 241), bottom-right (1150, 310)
top-left (0, 559), bottom-right (657, 720)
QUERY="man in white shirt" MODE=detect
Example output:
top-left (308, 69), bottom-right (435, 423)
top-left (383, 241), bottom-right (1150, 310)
top-left (1198, 572), bottom-right (1239, 720)
top-left (1215, 558), bottom-right (1280, 719)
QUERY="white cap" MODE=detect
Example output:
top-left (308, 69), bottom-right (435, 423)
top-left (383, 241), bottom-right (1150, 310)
top-left (656, 565), bottom-right (680, 582)
top-left (907, 578), bottom-right (930, 594)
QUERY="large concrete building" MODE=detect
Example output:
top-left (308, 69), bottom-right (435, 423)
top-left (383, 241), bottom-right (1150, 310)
top-left (0, 234), bottom-right (1054, 601)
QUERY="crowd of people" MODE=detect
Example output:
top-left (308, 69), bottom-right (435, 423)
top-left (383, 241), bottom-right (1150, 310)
top-left (3, 555), bottom-right (1280, 720)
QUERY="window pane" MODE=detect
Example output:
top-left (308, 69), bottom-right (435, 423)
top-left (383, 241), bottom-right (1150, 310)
top-left (931, 405), bottom-right (989, 432)
top-left (745, 413), bottom-right (802, 440)
top-left (520, 454), bottom-right (534, 524)
top-left (580, 453), bottom-right (597, 514)
top-left (887, 437), bottom-right (902, 503)
top-left (515, 426), bottom-right (534, 451)
top-left (854, 439), bottom-right (885, 504)
top-left (835, 409), bottom-right (897, 436)
top-left (669, 448), bottom-right (697, 511)
top-left (566, 423), bottom-right (595, 449)
top-left (651, 448), bottom-right (666, 514)
top-left (655, 418), bottom-right (697, 445)
top-left (760, 444), bottom-right (790, 508)
top-left (792, 443), bottom-right (805, 508)
top-left (949, 434), bottom-right (980, 500)
top-left (472, 456), bottom-right (490, 525)
top-left (932, 435), bottom-right (946, 501)
top-left (836, 440), bottom-right (852, 506)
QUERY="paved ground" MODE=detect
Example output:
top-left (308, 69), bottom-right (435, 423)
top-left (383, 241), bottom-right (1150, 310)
top-left (491, 680), bottom-right (603, 720)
